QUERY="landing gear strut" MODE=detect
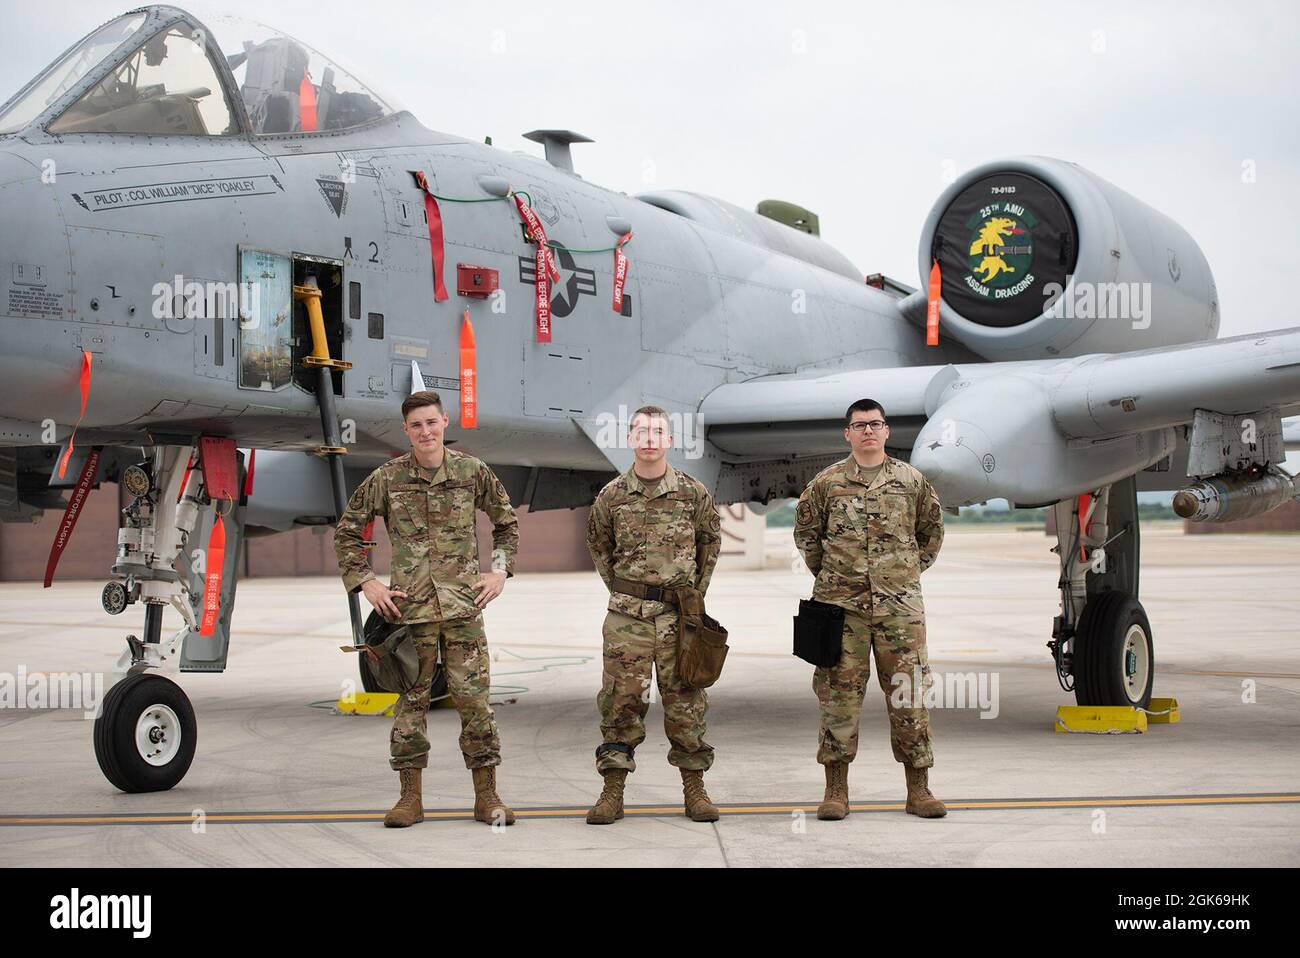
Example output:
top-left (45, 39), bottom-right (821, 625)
top-left (1047, 474), bottom-right (1155, 709)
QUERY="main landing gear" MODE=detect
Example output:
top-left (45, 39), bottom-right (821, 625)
top-left (1047, 475), bottom-right (1155, 709)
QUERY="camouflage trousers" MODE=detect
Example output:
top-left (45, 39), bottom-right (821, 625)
top-left (596, 610), bottom-right (714, 773)
top-left (814, 607), bottom-right (934, 768)
top-left (390, 616), bottom-right (501, 771)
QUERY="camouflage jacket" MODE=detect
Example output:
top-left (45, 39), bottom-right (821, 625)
top-left (793, 454), bottom-right (944, 615)
top-left (334, 449), bottom-right (519, 623)
top-left (586, 463), bottom-right (722, 620)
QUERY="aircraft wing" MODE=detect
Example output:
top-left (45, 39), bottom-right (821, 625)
top-left (701, 326), bottom-right (1300, 506)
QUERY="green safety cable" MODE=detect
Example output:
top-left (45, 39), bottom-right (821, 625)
top-left (545, 237), bottom-right (632, 254)
top-left (426, 195), bottom-right (505, 203)
top-left (419, 186), bottom-right (631, 255)
top-left (424, 189), bottom-right (531, 206)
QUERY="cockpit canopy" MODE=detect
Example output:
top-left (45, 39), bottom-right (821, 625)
top-left (201, 10), bottom-right (401, 135)
top-left (0, 6), bottom-right (401, 137)
top-left (47, 24), bottom-right (240, 135)
top-left (0, 12), bottom-right (148, 134)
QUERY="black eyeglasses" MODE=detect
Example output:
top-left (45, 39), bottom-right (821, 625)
top-left (848, 420), bottom-right (887, 433)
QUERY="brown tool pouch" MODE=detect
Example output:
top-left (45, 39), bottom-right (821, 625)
top-left (675, 585), bottom-right (729, 689)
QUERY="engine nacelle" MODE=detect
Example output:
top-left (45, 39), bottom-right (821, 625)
top-left (910, 371), bottom-right (1178, 507)
top-left (916, 157), bottom-right (1219, 361)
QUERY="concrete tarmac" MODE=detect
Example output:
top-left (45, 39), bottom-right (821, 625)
top-left (1, 525), bottom-right (1298, 867)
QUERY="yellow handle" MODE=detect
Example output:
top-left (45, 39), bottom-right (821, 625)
top-left (292, 284), bottom-right (330, 362)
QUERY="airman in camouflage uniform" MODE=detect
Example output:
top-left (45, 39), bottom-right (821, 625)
top-left (584, 405), bottom-right (723, 824)
top-left (793, 398), bottom-right (948, 821)
top-left (334, 391), bottom-right (519, 828)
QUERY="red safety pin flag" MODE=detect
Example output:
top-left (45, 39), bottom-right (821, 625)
top-left (926, 259), bottom-right (942, 346)
top-left (1077, 493), bottom-right (1093, 563)
top-left (57, 350), bottom-right (92, 480)
top-left (460, 310), bottom-right (477, 429)
top-left (199, 513), bottom-right (226, 636)
top-left (43, 446), bottom-right (101, 588)
top-left (412, 171), bottom-right (449, 301)
top-left (612, 232), bottom-right (632, 313)
top-left (512, 193), bottom-right (560, 342)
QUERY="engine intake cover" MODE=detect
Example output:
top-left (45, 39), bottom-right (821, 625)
top-left (933, 171), bottom-right (1078, 328)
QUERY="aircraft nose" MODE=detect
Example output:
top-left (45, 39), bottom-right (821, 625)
top-left (0, 150), bottom-right (75, 428)
top-left (909, 424), bottom-right (996, 507)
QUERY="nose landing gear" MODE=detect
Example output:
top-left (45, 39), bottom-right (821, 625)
top-left (94, 672), bottom-right (197, 792)
top-left (91, 441), bottom-right (242, 792)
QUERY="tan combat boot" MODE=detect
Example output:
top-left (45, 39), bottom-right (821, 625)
top-left (585, 769), bottom-right (628, 824)
top-left (681, 769), bottom-right (720, 822)
top-left (817, 761), bottom-right (850, 820)
top-left (904, 766), bottom-right (947, 818)
top-left (383, 768), bottom-right (424, 828)
top-left (471, 766), bottom-right (516, 825)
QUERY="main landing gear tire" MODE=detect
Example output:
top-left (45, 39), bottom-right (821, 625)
top-left (94, 673), bottom-right (197, 792)
top-left (1072, 590), bottom-right (1154, 709)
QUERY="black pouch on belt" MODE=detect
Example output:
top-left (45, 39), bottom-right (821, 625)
top-left (793, 598), bottom-right (845, 668)
top-left (675, 586), bottom-right (729, 690)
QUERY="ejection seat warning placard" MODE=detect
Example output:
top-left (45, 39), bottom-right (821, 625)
top-left (8, 286), bottom-right (63, 317)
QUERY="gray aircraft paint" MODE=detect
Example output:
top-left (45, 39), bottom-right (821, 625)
top-left (0, 5), bottom-right (1297, 520)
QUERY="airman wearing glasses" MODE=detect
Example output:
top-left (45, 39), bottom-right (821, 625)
top-left (793, 398), bottom-right (947, 821)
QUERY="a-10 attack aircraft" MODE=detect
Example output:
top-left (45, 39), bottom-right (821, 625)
top-left (2, 5), bottom-right (1299, 792)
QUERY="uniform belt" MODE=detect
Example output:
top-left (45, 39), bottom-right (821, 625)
top-left (611, 577), bottom-right (684, 606)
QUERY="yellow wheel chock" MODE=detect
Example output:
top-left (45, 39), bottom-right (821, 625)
top-left (1054, 697), bottom-right (1179, 733)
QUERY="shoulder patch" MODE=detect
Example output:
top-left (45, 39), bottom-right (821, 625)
top-left (704, 506), bottom-right (721, 534)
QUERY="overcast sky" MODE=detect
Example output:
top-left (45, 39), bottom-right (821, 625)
top-left (2, 0), bottom-right (1297, 342)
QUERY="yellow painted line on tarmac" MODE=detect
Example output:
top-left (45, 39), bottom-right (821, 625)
top-left (2, 792), bottom-right (1298, 827)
